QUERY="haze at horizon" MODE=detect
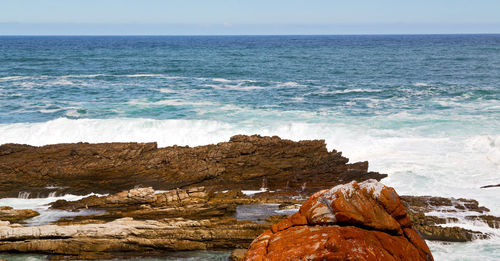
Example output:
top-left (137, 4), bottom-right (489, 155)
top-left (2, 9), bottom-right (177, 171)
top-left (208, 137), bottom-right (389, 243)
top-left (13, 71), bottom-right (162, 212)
top-left (1, 0), bottom-right (500, 35)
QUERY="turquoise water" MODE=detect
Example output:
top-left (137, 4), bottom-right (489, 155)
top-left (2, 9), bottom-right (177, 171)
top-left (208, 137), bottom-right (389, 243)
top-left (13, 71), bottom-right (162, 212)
top-left (0, 35), bottom-right (499, 260)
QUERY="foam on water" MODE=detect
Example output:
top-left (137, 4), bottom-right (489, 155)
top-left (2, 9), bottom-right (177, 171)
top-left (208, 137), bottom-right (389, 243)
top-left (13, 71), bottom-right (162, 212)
top-left (236, 204), bottom-right (298, 223)
top-left (428, 239), bottom-right (500, 261)
top-left (0, 193), bottom-right (107, 226)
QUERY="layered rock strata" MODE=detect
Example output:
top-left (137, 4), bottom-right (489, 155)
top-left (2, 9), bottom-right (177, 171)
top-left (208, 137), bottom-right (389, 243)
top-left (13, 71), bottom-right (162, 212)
top-left (0, 217), bottom-right (268, 260)
top-left (244, 180), bottom-right (434, 261)
top-left (0, 135), bottom-right (386, 198)
top-left (0, 187), bottom-right (271, 259)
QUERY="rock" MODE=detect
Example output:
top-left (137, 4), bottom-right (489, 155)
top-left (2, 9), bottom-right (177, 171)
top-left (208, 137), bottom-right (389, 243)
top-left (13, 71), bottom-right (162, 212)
top-left (0, 135), bottom-right (386, 198)
top-left (230, 249), bottom-right (247, 261)
top-left (51, 187), bottom-right (235, 223)
top-left (244, 180), bottom-right (433, 261)
top-left (466, 215), bottom-right (500, 229)
top-left (0, 206), bottom-right (39, 222)
top-left (0, 217), bottom-right (269, 259)
top-left (401, 195), bottom-right (496, 241)
top-left (480, 183), bottom-right (500, 188)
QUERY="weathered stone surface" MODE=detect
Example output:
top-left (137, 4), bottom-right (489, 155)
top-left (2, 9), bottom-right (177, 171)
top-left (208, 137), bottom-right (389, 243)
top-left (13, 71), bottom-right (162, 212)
top-left (244, 180), bottom-right (433, 261)
top-left (0, 217), bottom-right (268, 260)
top-left (0, 135), bottom-right (386, 198)
top-left (0, 206), bottom-right (39, 223)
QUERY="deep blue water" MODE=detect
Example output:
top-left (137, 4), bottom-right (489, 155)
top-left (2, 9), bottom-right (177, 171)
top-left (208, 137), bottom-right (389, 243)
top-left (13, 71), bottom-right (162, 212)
top-left (0, 35), bottom-right (499, 260)
top-left (0, 35), bottom-right (499, 124)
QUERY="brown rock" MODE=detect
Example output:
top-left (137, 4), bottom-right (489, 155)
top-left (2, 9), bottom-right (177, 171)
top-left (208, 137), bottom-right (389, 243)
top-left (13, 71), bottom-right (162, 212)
top-left (401, 195), bottom-right (496, 241)
top-left (0, 135), bottom-right (386, 198)
top-left (243, 180), bottom-right (433, 261)
top-left (230, 249), bottom-right (247, 261)
top-left (51, 187), bottom-right (233, 223)
top-left (0, 206), bottom-right (39, 222)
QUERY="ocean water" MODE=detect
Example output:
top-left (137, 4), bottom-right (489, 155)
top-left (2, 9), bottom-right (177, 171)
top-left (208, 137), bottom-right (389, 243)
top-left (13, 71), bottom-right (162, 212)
top-left (0, 35), bottom-right (499, 260)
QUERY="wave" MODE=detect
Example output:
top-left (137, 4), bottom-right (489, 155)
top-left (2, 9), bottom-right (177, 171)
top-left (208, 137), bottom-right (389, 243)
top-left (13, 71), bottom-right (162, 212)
top-left (0, 193), bottom-right (106, 211)
top-left (203, 83), bottom-right (266, 91)
top-left (428, 238), bottom-right (500, 261)
top-left (128, 98), bottom-right (218, 107)
top-left (313, 88), bottom-right (383, 95)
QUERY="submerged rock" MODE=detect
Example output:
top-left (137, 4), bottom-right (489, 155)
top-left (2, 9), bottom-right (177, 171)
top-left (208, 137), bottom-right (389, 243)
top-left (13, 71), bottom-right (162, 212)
top-left (244, 180), bottom-right (433, 261)
top-left (0, 135), bottom-right (386, 198)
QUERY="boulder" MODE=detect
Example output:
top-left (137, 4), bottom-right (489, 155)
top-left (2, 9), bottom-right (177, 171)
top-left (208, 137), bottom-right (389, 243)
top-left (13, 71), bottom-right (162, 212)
top-left (244, 180), bottom-right (433, 261)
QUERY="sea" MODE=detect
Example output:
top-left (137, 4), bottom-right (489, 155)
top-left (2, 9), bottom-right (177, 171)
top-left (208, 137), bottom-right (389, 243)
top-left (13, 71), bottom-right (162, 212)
top-left (0, 35), bottom-right (499, 260)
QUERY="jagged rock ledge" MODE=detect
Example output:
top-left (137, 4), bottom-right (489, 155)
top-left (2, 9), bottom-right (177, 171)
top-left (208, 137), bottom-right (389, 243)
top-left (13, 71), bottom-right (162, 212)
top-left (0, 135), bottom-right (386, 198)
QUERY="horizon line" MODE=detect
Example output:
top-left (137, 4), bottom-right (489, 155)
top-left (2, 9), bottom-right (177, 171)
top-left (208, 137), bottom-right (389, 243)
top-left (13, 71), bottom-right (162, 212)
top-left (1, 33), bottom-right (500, 37)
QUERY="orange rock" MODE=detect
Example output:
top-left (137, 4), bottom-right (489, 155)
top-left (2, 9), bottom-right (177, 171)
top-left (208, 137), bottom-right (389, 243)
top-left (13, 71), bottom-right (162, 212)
top-left (244, 180), bottom-right (433, 261)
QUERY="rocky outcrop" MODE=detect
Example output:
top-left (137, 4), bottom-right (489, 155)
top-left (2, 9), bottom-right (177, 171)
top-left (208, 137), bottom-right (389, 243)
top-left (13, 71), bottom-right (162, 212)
top-left (0, 186), bottom-right (282, 259)
top-left (401, 196), bottom-right (498, 242)
top-left (0, 135), bottom-right (386, 198)
top-left (51, 187), bottom-right (237, 223)
top-left (0, 217), bottom-right (268, 260)
top-left (244, 180), bottom-right (433, 261)
top-left (0, 206), bottom-right (39, 223)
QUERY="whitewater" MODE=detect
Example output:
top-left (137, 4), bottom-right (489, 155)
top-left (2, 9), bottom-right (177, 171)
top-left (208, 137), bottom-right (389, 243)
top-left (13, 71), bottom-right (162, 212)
top-left (0, 35), bottom-right (499, 260)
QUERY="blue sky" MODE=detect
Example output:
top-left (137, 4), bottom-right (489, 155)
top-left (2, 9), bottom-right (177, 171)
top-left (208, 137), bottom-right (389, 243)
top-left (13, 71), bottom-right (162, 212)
top-left (1, 0), bottom-right (499, 35)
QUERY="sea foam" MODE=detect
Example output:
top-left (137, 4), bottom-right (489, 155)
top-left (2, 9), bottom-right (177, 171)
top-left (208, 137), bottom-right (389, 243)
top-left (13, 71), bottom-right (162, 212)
top-left (0, 117), bottom-right (498, 216)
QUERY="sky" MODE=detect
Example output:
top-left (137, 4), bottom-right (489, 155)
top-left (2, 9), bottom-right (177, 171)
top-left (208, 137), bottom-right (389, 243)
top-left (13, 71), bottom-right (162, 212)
top-left (0, 0), bottom-right (499, 35)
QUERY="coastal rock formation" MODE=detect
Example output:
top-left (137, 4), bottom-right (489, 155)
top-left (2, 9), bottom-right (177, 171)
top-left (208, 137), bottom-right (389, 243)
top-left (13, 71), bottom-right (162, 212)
top-left (0, 217), bottom-right (268, 260)
top-left (51, 187), bottom-right (237, 223)
top-left (0, 206), bottom-right (39, 223)
top-left (401, 196), bottom-right (499, 241)
top-left (244, 180), bottom-right (433, 261)
top-left (0, 186), bottom-right (281, 259)
top-left (0, 135), bottom-right (386, 198)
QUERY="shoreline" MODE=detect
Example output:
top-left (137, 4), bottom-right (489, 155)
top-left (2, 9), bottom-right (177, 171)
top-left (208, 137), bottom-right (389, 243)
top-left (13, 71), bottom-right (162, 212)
top-left (1, 135), bottom-right (498, 260)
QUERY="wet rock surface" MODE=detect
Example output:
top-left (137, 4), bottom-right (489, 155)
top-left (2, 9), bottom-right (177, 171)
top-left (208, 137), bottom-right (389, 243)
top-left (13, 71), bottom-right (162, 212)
top-left (0, 135), bottom-right (386, 198)
top-left (401, 196), bottom-right (498, 242)
top-left (244, 180), bottom-right (434, 261)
